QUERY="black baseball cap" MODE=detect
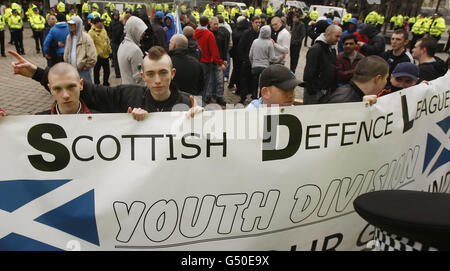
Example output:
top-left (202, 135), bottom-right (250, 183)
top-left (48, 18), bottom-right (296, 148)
top-left (392, 62), bottom-right (419, 81)
top-left (92, 16), bottom-right (104, 24)
top-left (259, 64), bottom-right (302, 91)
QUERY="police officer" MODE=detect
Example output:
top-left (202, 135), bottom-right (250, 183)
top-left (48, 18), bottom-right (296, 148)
top-left (429, 13), bottom-right (446, 42)
top-left (57, 0), bottom-right (66, 14)
top-left (30, 7), bottom-right (45, 54)
top-left (82, 1), bottom-right (91, 20)
top-left (410, 14), bottom-right (427, 52)
top-left (9, 9), bottom-right (24, 55)
top-left (0, 12), bottom-right (5, 56)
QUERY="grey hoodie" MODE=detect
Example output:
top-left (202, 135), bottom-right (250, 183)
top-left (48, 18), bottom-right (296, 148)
top-left (66, 16), bottom-right (83, 67)
top-left (249, 25), bottom-right (283, 68)
top-left (117, 16), bottom-right (148, 85)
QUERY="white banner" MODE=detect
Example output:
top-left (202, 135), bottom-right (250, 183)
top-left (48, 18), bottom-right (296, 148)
top-left (0, 74), bottom-right (449, 251)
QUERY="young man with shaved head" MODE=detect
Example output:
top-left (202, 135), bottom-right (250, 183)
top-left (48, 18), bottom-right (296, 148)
top-left (169, 34), bottom-right (204, 96)
top-left (303, 24), bottom-right (342, 104)
top-left (39, 62), bottom-right (90, 114)
top-left (10, 47), bottom-right (203, 119)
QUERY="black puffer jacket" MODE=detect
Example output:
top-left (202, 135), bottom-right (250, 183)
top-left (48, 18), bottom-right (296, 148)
top-left (169, 48), bottom-right (204, 95)
top-left (320, 81), bottom-right (365, 104)
top-left (230, 19), bottom-right (249, 62)
top-left (303, 34), bottom-right (337, 95)
top-left (32, 67), bottom-right (193, 113)
top-left (359, 24), bottom-right (385, 56)
top-left (187, 37), bottom-right (202, 61)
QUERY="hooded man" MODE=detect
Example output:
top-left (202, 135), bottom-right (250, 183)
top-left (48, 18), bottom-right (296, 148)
top-left (110, 10), bottom-right (123, 78)
top-left (358, 24), bottom-right (385, 57)
top-left (64, 16), bottom-right (97, 83)
top-left (117, 16), bottom-right (148, 85)
top-left (164, 13), bottom-right (176, 49)
top-left (338, 17), bottom-right (358, 53)
top-left (152, 11), bottom-right (168, 51)
top-left (249, 25), bottom-right (284, 90)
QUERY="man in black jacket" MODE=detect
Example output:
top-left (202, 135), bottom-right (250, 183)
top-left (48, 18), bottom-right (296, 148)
top-left (412, 37), bottom-right (448, 82)
top-left (358, 24), bottom-right (386, 57)
top-left (182, 26), bottom-right (202, 61)
top-left (380, 29), bottom-right (414, 76)
top-left (109, 10), bottom-right (123, 78)
top-left (290, 12), bottom-right (306, 73)
top-left (237, 16), bottom-right (261, 104)
top-left (321, 55), bottom-right (388, 104)
top-left (169, 34), bottom-right (204, 96)
top-left (9, 47), bottom-right (203, 118)
top-left (152, 11), bottom-right (168, 52)
top-left (228, 16), bottom-right (248, 94)
top-left (303, 24), bottom-right (342, 104)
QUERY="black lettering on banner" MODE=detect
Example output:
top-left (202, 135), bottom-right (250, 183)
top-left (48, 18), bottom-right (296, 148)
top-left (27, 123), bottom-right (70, 172)
top-left (341, 122), bottom-right (356, 146)
top-left (97, 135), bottom-right (121, 161)
top-left (373, 116), bottom-right (385, 139)
top-left (262, 114), bottom-right (302, 161)
top-left (305, 125), bottom-right (321, 149)
top-left (72, 135), bottom-right (94, 161)
top-left (357, 120), bottom-right (373, 143)
top-left (181, 133), bottom-right (201, 159)
top-left (357, 223), bottom-right (375, 248)
top-left (384, 113), bottom-right (393, 135)
top-left (401, 95), bottom-right (414, 133)
top-left (324, 123), bottom-right (339, 148)
top-left (206, 133), bottom-right (227, 157)
top-left (322, 233), bottom-right (343, 251)
top-left (149, 134), bottom-right (164, 161)
top-left (166, 134), bottom-right (177, 161)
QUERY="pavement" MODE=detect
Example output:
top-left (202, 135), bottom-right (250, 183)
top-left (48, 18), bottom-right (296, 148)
top-left (0, 25), bottom-right (448, 115)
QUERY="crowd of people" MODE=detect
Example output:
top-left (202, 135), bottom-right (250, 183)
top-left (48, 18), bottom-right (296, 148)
top-left (0, 1), bottom-right (449, 119)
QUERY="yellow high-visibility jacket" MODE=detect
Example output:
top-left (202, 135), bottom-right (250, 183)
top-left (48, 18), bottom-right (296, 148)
top-left (29, 13), bottom-right (45, 31)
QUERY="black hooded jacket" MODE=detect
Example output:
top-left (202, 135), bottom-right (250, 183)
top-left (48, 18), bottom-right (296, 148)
top-left (169, 48), bottom-right (204, 95)
top-left (358, 24), bottom-right (385, 56)
top-left (230, 19), bottom-right (249, 62)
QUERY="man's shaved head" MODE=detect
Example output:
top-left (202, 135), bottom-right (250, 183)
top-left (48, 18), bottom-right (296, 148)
top-left (48, 62), bottom-right (81, 81)
top-left (170, 34), bottom-right (188, 49)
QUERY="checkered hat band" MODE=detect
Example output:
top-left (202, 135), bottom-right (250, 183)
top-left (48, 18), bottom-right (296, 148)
top-left (374, 228), bottom-right (438, 251)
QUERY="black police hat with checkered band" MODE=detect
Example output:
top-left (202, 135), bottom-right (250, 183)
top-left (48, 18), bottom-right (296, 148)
top-left (353, 190), bottom-right (450, 251)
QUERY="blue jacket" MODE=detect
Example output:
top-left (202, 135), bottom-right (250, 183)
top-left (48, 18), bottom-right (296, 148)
top-left (338, 18), bottom-right (358, 53)
top-left (43, 22), bottom-right (69, 56)
top-left (164, 13), bottom-right (175, 48)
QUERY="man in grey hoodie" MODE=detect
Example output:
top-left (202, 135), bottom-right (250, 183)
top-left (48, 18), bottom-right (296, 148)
top-left (249, 25), bottom-right (284, 91)
top-left (117, 16), bottom-right (148, 85)
top-left (64, 16), bottom-right (97, 83)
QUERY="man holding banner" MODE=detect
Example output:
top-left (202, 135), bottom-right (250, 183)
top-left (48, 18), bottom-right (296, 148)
top-left (9, 47), bottom-right (204, 119)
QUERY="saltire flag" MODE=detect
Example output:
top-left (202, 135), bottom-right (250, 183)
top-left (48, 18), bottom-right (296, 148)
top-left (174, 5), bottom-right (183, 34)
